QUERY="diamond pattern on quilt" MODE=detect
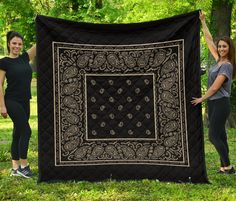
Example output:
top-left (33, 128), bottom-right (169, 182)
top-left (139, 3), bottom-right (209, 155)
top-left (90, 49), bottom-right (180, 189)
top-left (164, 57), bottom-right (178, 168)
top-left (86, 75), bottom-right (155, 139)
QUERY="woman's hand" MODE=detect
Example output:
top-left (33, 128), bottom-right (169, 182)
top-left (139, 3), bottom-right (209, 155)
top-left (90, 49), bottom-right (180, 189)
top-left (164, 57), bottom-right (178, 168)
top-left (191, 97), bottom-right (203, 106)
top-left (0, 106), bottom-right (7, 118)
top-left (199, 10), bottom-right (206, 22)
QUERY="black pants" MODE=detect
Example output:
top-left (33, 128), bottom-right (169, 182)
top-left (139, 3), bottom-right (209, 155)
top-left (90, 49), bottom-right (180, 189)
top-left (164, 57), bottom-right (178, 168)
top-left (208, 97), bottom-right (231, 167)
top-left (5, 99), bottom-right (31, 160)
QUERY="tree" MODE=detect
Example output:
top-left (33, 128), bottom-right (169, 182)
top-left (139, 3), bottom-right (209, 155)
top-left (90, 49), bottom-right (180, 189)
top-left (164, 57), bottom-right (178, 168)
top-left (0, 0), bottom-right (36, 52)
top-left (210, 0), bottom-right (233, 37)
top-left (95, 0), bottom-right (103, 9)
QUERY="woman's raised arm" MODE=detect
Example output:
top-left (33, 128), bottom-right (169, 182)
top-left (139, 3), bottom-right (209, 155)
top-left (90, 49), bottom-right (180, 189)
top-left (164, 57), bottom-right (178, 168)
top-left (27, 44), bottom-right (36, 61)
top-left (199, 11), bottom-right (218, 61)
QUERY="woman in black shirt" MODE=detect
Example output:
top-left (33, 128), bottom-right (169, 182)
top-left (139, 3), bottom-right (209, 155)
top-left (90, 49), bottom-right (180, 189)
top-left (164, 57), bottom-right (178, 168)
top-left (0, 31), bottom-right (36, 178)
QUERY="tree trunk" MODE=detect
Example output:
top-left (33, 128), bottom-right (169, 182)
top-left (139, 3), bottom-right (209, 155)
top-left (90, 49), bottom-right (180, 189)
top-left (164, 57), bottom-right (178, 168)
top-left (88, 0), bottom-right (103, 11)
top-left (210, 0), bottom-right (232, 38)
top-left (207, 0), bottom-right (236, 128)
top-left (95, 0), bottom-right (103, 9)
top-left (70, 0), bottom-right (79, 11)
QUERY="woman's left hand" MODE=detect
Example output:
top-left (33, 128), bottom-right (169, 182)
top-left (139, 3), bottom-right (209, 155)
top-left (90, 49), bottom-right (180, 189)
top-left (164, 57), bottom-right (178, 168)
top-left (191, 97), bottom-right (203, 106)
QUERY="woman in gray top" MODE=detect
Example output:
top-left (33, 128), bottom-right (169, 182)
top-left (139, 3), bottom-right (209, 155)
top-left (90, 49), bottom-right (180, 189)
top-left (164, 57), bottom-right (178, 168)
top-left (191, 11), bottom-right (236, 174)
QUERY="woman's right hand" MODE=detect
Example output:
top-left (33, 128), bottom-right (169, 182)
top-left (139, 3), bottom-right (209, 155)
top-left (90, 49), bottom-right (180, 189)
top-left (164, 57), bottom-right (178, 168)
top-left (199, 10), bottom-right (206, 21)
top-left (0, 106), bottom-right (8, 118)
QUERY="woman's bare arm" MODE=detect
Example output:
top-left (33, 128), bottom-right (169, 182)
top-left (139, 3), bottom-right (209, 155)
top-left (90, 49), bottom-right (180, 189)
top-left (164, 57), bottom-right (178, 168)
top-left (199, 11), bottom-right (218, 61)
top-left (0, 70), bottom-right (7, 118)
top-left (27, 44), bottom-right (36, 61)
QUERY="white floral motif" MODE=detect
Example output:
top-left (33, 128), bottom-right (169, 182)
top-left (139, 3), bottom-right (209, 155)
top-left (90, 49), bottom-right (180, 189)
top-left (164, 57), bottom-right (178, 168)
top-left (135, 88), bottom-right (140, 94)
top-left (146, 130), bottom-right (151, 135)
top-left (127, 113), bottom-right (133, 119)
top-left (144, 96), bottom-right (150, 102)
top-left (99, 88), bottom-right (105, 94)
top-left (127, 97), bottom-right (132, 102)
top-left (100, 105), bottom-right (106, 111)
top-left (91, 130), bottom-right (97, 135)
top-left (126, 79), bottom-right (132, 85)
top-left (100, 122), bottom-right (106, 127)
top-left (91, 97), bottom-right (96, 102)
top-left (128, 130), bottom-right (134, 135)
top-left (136, 105), bottom-right (141, 111)
top-left (110, 130), bottom-right (115, 135)
top-left (91, 114), bottom-right (97, 119)
top-left (109, 113), bottom-right (115, 119)
top-left (108, 80), bottom-right (114, 85)
top-left (136, 122), bottom-right (142, 127)
top-left (117, 88), bottom-right (123, 94)
top-left (91, 79), bottom-right (96, 85)
top-left (118, 105), bottom-right (123, 111)
top-left (144, 79), bottom-right (150, 85)
top-left (109, 97), bottom-right (115, 102)
top-left (118, 122), bottom-right (124, 127)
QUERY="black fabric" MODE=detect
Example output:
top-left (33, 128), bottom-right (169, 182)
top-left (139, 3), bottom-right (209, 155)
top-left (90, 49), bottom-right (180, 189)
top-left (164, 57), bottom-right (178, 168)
top-left (208, 97), bottom-right (231, 167)
top-left (0, 52), bottom-right (32, 101)
top-left (5, 99), bottom-right (31, 160)
top-left (36, 10), bottom-right (208, 183)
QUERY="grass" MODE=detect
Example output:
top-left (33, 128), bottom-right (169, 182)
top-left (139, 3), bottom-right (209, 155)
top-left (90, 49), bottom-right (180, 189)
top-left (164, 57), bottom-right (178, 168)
top-left (0, 80), bottom-right (236, 201)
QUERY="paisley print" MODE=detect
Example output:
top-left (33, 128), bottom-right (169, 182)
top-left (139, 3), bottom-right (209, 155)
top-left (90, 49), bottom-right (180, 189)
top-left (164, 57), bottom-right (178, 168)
top-left (53, 40), bottom-right (188, 167)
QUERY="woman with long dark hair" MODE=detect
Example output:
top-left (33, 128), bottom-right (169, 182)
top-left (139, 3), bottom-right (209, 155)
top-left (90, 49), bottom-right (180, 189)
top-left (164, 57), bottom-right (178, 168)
top-left (0, 31), bottom-right (36, 178)
top-left (191, 11), bottom-right (236, 174)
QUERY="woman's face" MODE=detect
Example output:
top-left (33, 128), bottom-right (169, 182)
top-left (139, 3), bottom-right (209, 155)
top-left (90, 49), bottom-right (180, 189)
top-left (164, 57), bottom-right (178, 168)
top-left (8, 36), bottom-right (23, 56)
top-left (217, 40), bottom-right (229, 59)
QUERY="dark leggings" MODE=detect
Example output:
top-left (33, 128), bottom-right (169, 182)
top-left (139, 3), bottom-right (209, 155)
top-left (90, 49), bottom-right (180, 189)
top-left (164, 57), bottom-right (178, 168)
top-left (208, 97), bottom-right (231, 167)
top-left (5, 99), bottom-right (31, 160)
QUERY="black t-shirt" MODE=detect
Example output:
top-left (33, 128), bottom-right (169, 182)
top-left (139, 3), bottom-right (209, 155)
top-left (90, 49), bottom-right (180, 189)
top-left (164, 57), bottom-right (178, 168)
top-left (0, 52), bottom-right (32, 101)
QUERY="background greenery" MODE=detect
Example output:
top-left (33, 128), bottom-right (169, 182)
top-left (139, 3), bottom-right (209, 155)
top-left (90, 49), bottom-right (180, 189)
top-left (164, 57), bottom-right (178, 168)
top-left (0, 0), bottom-right (235, 54)
top-left (0, 0), bottom-right (236, 200)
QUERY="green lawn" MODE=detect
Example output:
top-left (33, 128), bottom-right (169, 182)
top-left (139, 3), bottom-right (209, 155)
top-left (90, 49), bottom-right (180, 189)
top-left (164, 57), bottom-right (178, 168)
top-left (0, 80), bottom-right (236, 201)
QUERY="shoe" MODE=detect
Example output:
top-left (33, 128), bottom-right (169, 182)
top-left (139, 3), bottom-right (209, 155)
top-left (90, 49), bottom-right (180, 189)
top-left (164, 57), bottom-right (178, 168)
top-left (10, 169), bottom-right (21, 177)
top-left (17, 165), bottom-right (33, 178)
top-left (224, 167), bottom-right (236, 175)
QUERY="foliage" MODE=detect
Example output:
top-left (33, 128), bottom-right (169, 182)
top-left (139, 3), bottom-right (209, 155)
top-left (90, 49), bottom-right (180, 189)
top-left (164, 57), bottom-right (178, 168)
top-left (121, 0), bottom-right (208, 23)
top-left (0, 0), bottom-right (36, 53)
top-left (0, 0), bottom-right (234, 47)
top-left (230, 80), bottom-right (236, 127)
top-left (0, 83), bottom-right (236, 201)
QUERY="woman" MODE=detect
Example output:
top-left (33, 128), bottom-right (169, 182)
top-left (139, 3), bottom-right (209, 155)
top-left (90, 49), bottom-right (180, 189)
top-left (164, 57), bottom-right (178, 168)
top-left (0, 31), bottom-right (36, 178)
top-left (191, 11), bottom-right (236, 174)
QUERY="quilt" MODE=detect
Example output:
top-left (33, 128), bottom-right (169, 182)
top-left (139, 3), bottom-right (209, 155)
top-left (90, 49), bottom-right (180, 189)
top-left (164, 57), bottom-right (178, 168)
top-left (36, 10), bottom-right (208, 183)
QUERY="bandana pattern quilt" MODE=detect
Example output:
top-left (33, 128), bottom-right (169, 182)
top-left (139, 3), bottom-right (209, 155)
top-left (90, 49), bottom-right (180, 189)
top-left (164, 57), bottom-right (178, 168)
top-left (36, 11), bottom-right (208, 183)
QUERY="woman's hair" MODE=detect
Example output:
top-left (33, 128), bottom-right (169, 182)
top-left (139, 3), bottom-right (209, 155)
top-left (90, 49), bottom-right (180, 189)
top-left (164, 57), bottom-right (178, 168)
top-left (216, 36), bottom-right (236, 79)
top-left (6, 31), bottom-right (24, 53)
